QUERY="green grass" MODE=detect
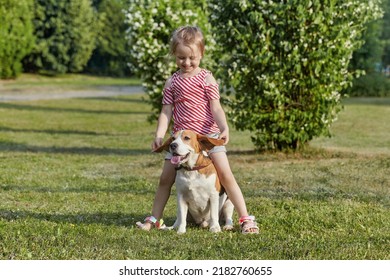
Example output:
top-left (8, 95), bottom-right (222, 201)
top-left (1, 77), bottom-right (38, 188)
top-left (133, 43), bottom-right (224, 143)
top-left (1, 73), bottom-right (140, 93)
top-left (311, 97), bottom-right (390, 154)
top-left (0, 75), bottom-right (389, 260)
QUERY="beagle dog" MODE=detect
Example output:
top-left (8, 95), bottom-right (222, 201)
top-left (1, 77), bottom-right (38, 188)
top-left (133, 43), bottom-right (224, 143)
top-left (154, 130), bottom-right (234, 234)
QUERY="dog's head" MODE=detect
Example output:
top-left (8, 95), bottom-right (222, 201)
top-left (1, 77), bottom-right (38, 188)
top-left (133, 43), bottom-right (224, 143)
top-left (154, 130), bottom-right (224, 166)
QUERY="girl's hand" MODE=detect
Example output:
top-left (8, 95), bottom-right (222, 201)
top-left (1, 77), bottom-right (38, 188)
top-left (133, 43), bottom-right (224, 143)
top-left (152, 137), bottom-right (163, 151)
top-left (219, 130), bottom-right (229, 145)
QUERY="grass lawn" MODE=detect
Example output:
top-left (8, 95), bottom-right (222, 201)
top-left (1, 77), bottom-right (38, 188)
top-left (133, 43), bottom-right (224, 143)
top-left (0, 75), bottom-right (389, 260)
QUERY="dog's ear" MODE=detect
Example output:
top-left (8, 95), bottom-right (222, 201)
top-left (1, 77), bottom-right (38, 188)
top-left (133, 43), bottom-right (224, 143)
top-left (197, 134), bottom-right (225, 151)
top-left (153, 137), bottom-right (173, 153)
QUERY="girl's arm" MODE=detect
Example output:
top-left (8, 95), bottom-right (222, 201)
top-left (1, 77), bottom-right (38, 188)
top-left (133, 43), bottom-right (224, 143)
top-left (206, 73), bottom-right (230, 145)
top-left (210, 99), bottom-right (230, 145)
top-left (152, 77), bottom-right (173, 150)
top-left (153, 104), bottom-right (173, 150)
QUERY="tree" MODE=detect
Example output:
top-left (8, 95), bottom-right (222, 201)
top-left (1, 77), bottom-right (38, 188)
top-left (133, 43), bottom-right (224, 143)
top-left (86, 0), bottom-right (131, 77)
top-left (381, 0), bottom-right (390, 67)
top-left (125, 0), bottom-right (214, 121)
top-left (23, 0), bottom-right (96, 74)
top-left (350, 20), bottom-right (383, 73)
top-left (0, 0), bottom-right (34, 79)
top-left (349, 16), bottom-right (389, 97)
top-left (209, 0), bottom-right (383, 150)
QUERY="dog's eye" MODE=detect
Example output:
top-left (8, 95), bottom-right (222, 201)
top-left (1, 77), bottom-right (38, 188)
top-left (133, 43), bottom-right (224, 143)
top-left (184, 136), bottom-right (191, 141)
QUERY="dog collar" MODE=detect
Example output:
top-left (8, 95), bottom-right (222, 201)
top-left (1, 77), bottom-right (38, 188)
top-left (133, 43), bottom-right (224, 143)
top-left (175, 162), bottom-right (211, 171)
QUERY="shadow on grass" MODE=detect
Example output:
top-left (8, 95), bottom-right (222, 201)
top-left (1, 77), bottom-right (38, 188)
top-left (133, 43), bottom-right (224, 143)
top-left (0, 141), bottom-right (150, 156)
top-left (0, 102), bottom-right (149, 115)
top-left (0, 183), bottom-right (157, 195)
top-left (343, 97), bottom-right (390, 106)
top-left (227, 150), bottom-right (258, 155)
top-left (0, 126), bottom-right (126, 136)
top-left (85, 96), bottom-right (148, 104)
top-left (0, 209), bottom-right (147, 228)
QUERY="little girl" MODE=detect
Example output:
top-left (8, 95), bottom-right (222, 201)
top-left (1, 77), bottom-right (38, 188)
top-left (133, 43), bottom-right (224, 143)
top-left (136, 26), bottom-right (258, 234)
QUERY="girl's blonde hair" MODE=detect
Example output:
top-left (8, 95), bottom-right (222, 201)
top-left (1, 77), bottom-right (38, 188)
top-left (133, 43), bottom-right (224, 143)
top-left (169, 26), bottom-right (205, 56)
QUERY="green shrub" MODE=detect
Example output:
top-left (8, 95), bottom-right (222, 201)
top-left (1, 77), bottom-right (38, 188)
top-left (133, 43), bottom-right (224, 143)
top-left (350, 73), bottom-right (390, 97)
top-left (86, 0), bottom-right (131, 77)
top-left (381, 0), bottom-right (390, 67)
top-left (350, 20), bottom-right (384, 73)
top-left (209, 0), bottom-right (383, 150)
top-left (0, 0), bottom-right (34, 79)
top-left (125, 0), bottom-right (214, 121)
top-left (23, 0), bottom-right (96, 74)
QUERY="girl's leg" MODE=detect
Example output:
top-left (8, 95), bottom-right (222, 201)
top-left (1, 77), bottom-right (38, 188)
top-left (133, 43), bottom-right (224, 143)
top-left (210, 152), bottom-right (248, 217)
top-left (136, 160), bottom-right (176, 230)
top-left (210, 152), bottom-right (259, 234)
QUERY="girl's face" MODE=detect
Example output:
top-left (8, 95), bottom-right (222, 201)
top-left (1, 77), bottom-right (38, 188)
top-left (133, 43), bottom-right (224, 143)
top-left (174, 43), bottom-right (202, 77)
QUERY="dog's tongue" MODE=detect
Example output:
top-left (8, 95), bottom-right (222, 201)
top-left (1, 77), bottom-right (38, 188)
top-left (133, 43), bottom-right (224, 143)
top-left (171, 156), bottom-right (181, 165)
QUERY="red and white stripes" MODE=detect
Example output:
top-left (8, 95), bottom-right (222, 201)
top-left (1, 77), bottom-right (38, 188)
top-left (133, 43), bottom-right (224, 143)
top-left (163, 69), bottom-right (220, 135)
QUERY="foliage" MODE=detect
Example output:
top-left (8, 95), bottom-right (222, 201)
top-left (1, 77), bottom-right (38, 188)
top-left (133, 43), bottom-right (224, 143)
top-left (22, 0), bottom-right (96, 74)
top-left (349, 73), bottom-right (390, 97)
top-left (349, 1), bottom-right (390, 97)
top-left (209, 0), bottom-right (383, 150)
top-left (124, 0), bottom-right (215, 122)
top-left (86, 0), bottom-right (131, 77)
top-left (0, 0), bottom-right (34, 79)
top-left (381, 0), bottom-right (390, 66)
top-left (350, 20), bottom-right (384, 73)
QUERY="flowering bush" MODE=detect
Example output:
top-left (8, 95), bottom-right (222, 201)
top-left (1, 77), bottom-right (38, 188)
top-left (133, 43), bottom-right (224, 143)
top-left (209, 0), bottom-right (383, 150)
top-left (125, 0), bottom-right (214, 121)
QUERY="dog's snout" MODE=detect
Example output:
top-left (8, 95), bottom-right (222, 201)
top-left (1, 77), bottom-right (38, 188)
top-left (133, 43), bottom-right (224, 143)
top-left (170, 142), bottom-right (178, 151)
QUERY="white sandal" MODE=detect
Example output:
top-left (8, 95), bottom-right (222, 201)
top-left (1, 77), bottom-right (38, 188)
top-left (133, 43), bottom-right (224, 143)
top-left (239, 216), bottom-right (259, 234)
top-left (136, 216), bottom-right (166, 230)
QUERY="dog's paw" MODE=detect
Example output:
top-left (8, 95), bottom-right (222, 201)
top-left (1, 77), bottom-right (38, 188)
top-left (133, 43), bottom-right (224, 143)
top-left (199, 221), bottom-right (209, 228)
top-left (223, 224), bottom-right (234, 231)
top-left (161, 226), bottom-right (174, 231)
top-left (209, 225), bottom-right (221, 233)
top-left (177, 226), bottom-right (186, 234)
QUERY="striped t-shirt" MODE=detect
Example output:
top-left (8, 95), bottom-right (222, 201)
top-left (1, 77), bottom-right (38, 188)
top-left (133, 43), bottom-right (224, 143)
top-left (162, 69), bottom-right (220, 135)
